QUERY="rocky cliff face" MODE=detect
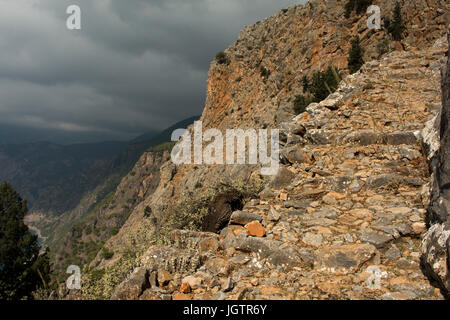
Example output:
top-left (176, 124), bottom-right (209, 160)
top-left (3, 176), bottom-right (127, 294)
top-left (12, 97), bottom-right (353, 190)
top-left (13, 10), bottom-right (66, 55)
top-left (421, 30), bottom-right (450, 299)
top-left (51, 150), bottom-right (170, 284)
top-left (76, 0), bottom-right (449, 300)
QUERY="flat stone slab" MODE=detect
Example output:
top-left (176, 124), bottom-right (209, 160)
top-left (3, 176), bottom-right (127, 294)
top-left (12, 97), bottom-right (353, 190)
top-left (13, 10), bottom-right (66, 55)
top-left (229, 211), bottom-right (262, 226)
top-left (360, 230), bottom-right (393, 248)
top-left (314, 244), bottom-right (377, 273)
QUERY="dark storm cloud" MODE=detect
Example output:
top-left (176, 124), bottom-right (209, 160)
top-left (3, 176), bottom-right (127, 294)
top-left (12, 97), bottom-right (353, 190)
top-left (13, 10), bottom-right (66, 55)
top-left (0, 0), bottom-right (303, 144)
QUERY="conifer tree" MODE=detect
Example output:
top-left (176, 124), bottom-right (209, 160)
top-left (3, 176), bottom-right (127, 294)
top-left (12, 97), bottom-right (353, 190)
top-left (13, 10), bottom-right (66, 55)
top-left (348, 36), bottom-right (364, 74)
top-left (388, 2), bottom-right (405, 41)
top-left (0, 182), bottom-right (50, 300)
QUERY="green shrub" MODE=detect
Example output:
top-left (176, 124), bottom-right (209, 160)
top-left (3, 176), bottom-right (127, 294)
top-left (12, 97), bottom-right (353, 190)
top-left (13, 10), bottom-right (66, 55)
top-left (82, 252), bottom-right (140, 300)
top-left (297, 66), bottom-right (342, 114)
top-left (90, 269), bottom-right (105, 282)
top-left (195, 182), bottom-right (203, 189)
top-left (101, 248), bottom-right (114, 260)
top-left (344, 0), bottom-right (355, 18)
top-left (83, 225), bottom-right (92, 235)
top-left (302, 75), bottom-right (310, 92)
top-left (146, 141), bottom-right (176, 153)
top-left (216, 51), bottom-right (229, 65)
top-left (293, 95), bottom-right (312, 115)
top-left (143, 206), bottom-right (152, 218)
top-left (388, 2), bottom-right (405, 41)
top-left (345, 0), bottom-right (373, 17)
top-left (348, 36), bottom-right (364, 74)
top-left (260, 66), bottom-right (270, 78)
top-left (152, 178), bottom-right (266, 244)
top-left (376, 38), bottom-right (390, 58)
top-left (110, 228), bottom-right (119, 236)
top-left (310, 66), bottom-right (342, 101)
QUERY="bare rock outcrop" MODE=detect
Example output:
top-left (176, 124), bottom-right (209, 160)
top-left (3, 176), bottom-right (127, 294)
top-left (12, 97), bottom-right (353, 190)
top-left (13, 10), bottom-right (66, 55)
top-left (421, 30), bottom-right (450, 299)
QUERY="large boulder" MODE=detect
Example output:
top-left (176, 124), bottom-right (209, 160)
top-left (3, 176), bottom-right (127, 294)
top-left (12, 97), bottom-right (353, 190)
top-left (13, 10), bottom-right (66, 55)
top-left (421, 31), bottom-right (450, 299)
top-left (111, 267), bottom-right (149, 300)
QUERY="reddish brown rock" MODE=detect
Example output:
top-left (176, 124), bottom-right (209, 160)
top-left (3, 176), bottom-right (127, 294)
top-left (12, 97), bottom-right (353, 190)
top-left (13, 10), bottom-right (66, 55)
top-left (180, 282), bottom-right (191, 294)
top-left (157, 269), bottom-right (173, 287)
top-left (245, 221), bottom-right (266, 237)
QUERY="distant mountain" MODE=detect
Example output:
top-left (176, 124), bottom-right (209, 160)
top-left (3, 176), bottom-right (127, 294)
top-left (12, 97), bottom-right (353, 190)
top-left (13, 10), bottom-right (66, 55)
top-left (0, 116), bottom-right (199, 217)
top-left (0, 141), bottom-right (127, 215)
top-left (0, 123), bottom-right (150, 145)
top-left (131, 116), bottom-right (199, 144)
top-left (109, 115), bottom-right (200, 175)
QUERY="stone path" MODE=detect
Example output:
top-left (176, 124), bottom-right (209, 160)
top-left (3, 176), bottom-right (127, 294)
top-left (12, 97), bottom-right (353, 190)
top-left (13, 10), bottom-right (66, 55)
top-left (114, 47), bottom-right (447, 300)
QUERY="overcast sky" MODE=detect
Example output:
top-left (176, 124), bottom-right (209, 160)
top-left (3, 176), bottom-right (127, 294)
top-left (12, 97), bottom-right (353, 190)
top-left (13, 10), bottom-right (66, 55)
top-left (0, 0), bottom-right (304, 145)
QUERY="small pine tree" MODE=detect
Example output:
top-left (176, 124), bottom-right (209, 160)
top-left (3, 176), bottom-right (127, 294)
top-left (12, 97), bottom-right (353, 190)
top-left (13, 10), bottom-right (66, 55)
top-left (344, 0), bottom-right (356, 18)
top-left (345, 0), bottom-right (372, 17)
top-left (293, 95), bottom-right (312, 115)
top-left (377, 38), bottom-right (390, 58)
top-left (310, 71), bottom-right (329, 102)
top-left (355, 0), bottom-right (372, 14)
top-left (348, 36), bottom-right (364, 74)
top-left (308, 67), bottom-right (342, 102)
top-left (215, 51), bottom-right (229, 65)
top-left (302, 75), bottom-right (310, 92)
top-left (0, 182), bottom-right (51, 299)
top-left (388, 2), bottom-right (405, 41)
top-left (324, 66), bottom-right (341, 93)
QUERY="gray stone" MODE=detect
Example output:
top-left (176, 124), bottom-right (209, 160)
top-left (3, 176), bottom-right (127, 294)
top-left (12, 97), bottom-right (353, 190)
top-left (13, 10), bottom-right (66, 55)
top-left (314, 244), bottom-right (377, 272)
top-left (269, 167), bottom-right (295, 189)
top-left (280, 146), bottom-right (311, 164)
top-left (268, 207), bottom-right (281, 222)
top-left (284, 200), bottom-right (310, 209)
top-left (395, 223), bottom-right (414, 236)
top-left (284, 210), bottom-right (306, 216)
top-left (349, 179), bottom-right (364, 192)
top-left (396, 258), bottom-right (412, 269)
top-left (292, 124), bottom-right (306, 136)
top-left (223, 235), bottom-right (299, 267)
top-left (405, 178), bottom-right (424, 187)
top-left (302, 218), bottom-right (337, 227)
top-left (384, 246), bottom-right (401, 260)
top-left (399, 146), bottom-right (421, 160)
top-left (111, 267), bottom-right (149, 300)
top-left (382, 132), bottom-right (418, 146)
top-left (367, 174), bottom-right (403, 189)
top-left (149, 271), bottom-right (158, 288)
top-left (229, 254), bottom-right (250, 265)
top-left (302, 232), bottom-right (323, 247)
top-left (330, 175), bottom-right (353, 193)
top-left (421, 221), bottom-right (450, 299)
top-left (306, 129), bottom-right (331, 145)
top-left (344, 131), bottom-right (379, 146)
top-left (360, 230), bottom-right (393, 248)
top-left (212, 291), bottom-right (227, 300)
top-left (313, 206), bottom-right (340, 219)
top-left (299, 248), bottom-right (315, 267)
top-left (343, 234), bottom-right (354, 243)
top-left (222, 277), bottom-right (234, 292)
top-left (229, 211), bottom-right (262, 226)
top-left (421, 33), bottom-right (450, 299)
